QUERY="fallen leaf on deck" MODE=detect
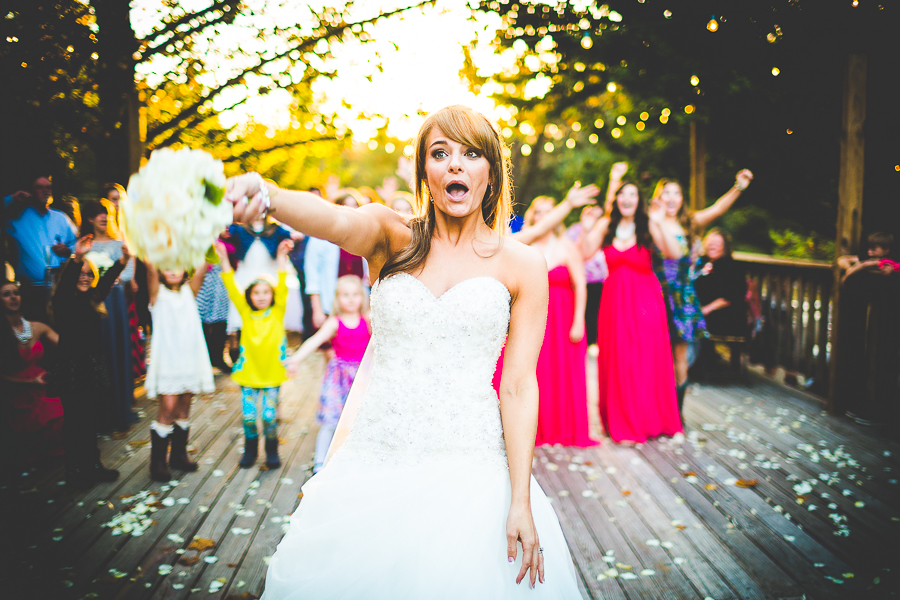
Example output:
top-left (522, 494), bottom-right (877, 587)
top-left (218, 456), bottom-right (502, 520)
top-left (129, 440), bottom-right (149, 447)
top-left (640, 569), bottom-right (655, 576)
top-left (204, 556), bottom-right (219, 564)
top-left (158, 565), bottom-right (173, 575)
top-left (178, 555), bottom-right (201, 566)
top-left (645, 539), bottom-right (660, 547)
top-left (620, 572), bottom-right (638, 580)
top-left (172, 583), bottom-right (185, 590)
top-left (224, 594), bottom-right (257, 600)
top-left (614, 563), bottom-right (631, 570)
top-left (188, 538), bottom-right (216, 552)
top-left (227, 563), bottom-right (238, 568)
top-left (735, 479), bottom-right (758, 488)
top-left (704, 484), bottom-right (718, 491)
top-left (682, 471), bottom-right (697, 478)
top-left (621, 491), bottom-right (632, 496)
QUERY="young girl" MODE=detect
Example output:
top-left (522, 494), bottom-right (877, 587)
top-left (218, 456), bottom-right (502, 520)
top-left (284, 275), bottom-right (370, 473)
top-left (214, 239), bottom-right (292, 469)
top-left (51, 235), bottom-right (128, 485)
top-left (145, 261), bottom-right (214, 482)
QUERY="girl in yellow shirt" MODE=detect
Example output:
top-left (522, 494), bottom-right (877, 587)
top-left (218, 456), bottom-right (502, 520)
top-left (215, 239), bottom-right (292, 469)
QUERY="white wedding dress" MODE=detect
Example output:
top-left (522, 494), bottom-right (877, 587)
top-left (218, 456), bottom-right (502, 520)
top-left (261, 273), bottom-right (583, 599)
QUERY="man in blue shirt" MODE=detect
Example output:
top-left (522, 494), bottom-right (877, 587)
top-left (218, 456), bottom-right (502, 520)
top-left (4, 175), bottom-right (77, 321)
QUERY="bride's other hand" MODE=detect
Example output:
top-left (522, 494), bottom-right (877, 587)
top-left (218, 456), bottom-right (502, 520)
top-left (224, 173), bottom-right (267, 224)
top-left (507, 504), bottom-right (544, 586)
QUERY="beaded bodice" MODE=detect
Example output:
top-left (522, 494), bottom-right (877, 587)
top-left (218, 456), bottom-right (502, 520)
top-left (332, 273), bottom-right (511, 469)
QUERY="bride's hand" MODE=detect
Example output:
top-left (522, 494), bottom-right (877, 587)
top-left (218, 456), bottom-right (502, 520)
top-left (224, 173), bottom-right (268, 224)
top-left (507, 503), bottom-right (544, 587)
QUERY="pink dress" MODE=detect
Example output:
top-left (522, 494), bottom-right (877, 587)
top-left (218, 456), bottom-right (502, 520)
top-left (7, 341), bottom-right (65, 460)
top-left (492, 265), bottom-right (598, 447)
top-left (317, 317), bottom-right (371, 428)
top-left (597, 245), bottom-right (682, 443)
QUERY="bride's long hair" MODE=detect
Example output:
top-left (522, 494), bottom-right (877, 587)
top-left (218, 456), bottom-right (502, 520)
top-left (378, 105), bottom-right (512, 281)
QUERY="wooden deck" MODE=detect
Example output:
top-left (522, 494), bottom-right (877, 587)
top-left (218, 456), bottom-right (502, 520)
top-left (2, 355), bottom-right (899, 600)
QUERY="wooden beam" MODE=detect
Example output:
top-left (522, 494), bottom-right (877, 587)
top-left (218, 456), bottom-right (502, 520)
top-left (828, 53), bottom-right (867, 413)
top-left (690, 120), bottom-right (707, 212)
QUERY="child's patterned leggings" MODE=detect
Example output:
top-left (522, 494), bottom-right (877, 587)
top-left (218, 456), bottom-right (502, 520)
top-left (241, 387), bottom-right (279, 440)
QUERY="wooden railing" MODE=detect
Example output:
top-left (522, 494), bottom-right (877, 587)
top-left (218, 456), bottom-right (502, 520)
top-left (732, 251), bottom-right (834, 395)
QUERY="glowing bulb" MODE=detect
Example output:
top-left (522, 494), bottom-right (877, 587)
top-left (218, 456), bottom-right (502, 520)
top-left (368, 140), bottom-right (378, 150)
top-left (660, 115), bottom-right (669, 124)
top-left (767, 33), bottom-right (777, 43)
top-left (636, 122), bottom-right (646, 131)
top-left (594, 119), bottom-right (605, 129)
top-left (572, 122), bottom-right (582, 132)
top-left (607, 82), bottom-right (617, 93)
top-left (640, 112), bottom-right (649, 121)
top-left (611, 128), bottom-right (623, 139)
top-left (544, 142), bottom-right (555, 153)
top-left (384, 142), bottom-right (395, 153)
top-left (852, 0), bottom-right (858, 6)
top-left (895, 165), bottom-right (900, 172)
top-left (661, 108), bottom-right (671, 117)
top-left (684, 105), bottom-right (695, 114)
top-left (663, 10), bottom-right (672, 19)
top-left (786, 129), bottom-right (793, 135)
top-left (566, 139), bottom-right (576, 149)
top-left (581, 35), bottom-right (593, 49)
top-left (690, 75), bottom-right (700, 86)
top-left (707, 19), bottom-right (718, 32)
top-left (772, 67), bottom-right (780, 76)
top-left (616, 116), bottom-right (626, 126)
top-left (589, 134), bottom-right (599, 144)
top-left (520, 144), bottom-right (532, 156)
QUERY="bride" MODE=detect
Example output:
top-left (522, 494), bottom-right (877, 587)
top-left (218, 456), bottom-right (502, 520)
top-left (226, 105), bottom-right (583, 599)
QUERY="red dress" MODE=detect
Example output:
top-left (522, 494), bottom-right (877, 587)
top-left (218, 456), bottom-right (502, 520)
top-left (597, 245), bottom-right (682, 443)
top-left (6, 341), bottom-right (65, 460)
top-left (493, 265), bottom-right (598, 447)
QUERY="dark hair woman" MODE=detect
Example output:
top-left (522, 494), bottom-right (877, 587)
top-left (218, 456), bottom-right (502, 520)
top-left (1, 280), bottom-right (63, 463)
top-left (581, 181), bottom-right (684, 444)
top-left (79, 200), bottom-right (137, 432)
top-left (51, 235), bottom-right (128, 486)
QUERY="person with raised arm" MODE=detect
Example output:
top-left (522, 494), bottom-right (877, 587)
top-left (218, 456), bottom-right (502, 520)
top-left (226, 105), bottom-right (581, 598)
top-left (581, 181), bottom-right (684, 444)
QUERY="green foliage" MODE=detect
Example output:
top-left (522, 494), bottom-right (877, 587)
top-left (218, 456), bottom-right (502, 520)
top-left (769, 230), bottom-right (835, 262)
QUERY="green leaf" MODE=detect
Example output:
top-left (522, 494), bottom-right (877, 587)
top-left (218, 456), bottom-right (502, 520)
top-left (205, 245), bottom-right (220, 265)
top-left (204, 180), bottom-right (224, 206)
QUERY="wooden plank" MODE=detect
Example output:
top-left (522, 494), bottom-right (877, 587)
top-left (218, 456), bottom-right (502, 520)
top-left (533, 452), bottom-right (626, 600)
top-left (598, 445), bottom-right (756, 600)
top-left (637, 442), bottom-right (804, 599)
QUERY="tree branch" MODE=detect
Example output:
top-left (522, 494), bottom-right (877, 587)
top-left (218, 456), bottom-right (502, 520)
top-left (139, 11), bottom-right (236, 62)
top-left (139, 1), bottom-right (238, 47)
top-left (146, 0), bottom-right (435, 144)
top-left (223, 137), bottom-right (342, 162)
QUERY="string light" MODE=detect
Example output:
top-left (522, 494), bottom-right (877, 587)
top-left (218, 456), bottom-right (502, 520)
top-left (544, 142), bottom-right (555, 153)
top-left (660, 115), bottom-right (669, 124)
top-left (521, 144), bottom-right (532, 156)
top-left (690, 75), bottom-right (700, 86)
top-left (566, 139), bottom-right (576, 149)
top-left (594, 118), bottom-right (605, 129)
top-left (640, 112), bottom-right (649, 121)
top-left (661, 108), bottom-right (671, 117)
top-left (607, 82), bottom-right (617, 93)
top-left (572, 122), bottom-right (582, 131)
top-left (895, 165), bottom-right (900, 172)
top-left (581, 35), bottom-right (593, 49)
top-left (786, 129), bottom-right (793, 135)
top-left (636, 122), bottom-right (646, 131)
top-left (616, 115), bottom-right (627, 125)
top-left (707, 18), bottom-right (719, 32)
top-left (684, 105), bottom-right (695, 114)
top-left (589, 134), bottom-right (599, 144)
top-left (851, 0), bottom-right (859, 6)
top-left (611, 128), bottom-right (623, 138)
top-left (772, 67), bottom-right (780, 76)
top-left (663, 10), bottom-right (672, 19)
top-left (767, 33), bottom-right (777, 43)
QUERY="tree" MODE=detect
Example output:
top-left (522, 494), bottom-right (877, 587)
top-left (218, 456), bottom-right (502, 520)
top-left (474, 0), bottom-right (899, 238)
top-left (2, 0), bottom-right (435, 194)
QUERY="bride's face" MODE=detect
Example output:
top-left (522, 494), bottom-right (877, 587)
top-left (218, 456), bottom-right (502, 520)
top-left (424, 127), bottom-right (491, 220)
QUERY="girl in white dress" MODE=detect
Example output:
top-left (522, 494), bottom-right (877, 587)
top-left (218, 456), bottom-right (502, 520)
top-left (145, 265), bottom-right (214, 482)
top-left (226, 105), bottom-right (582, 598)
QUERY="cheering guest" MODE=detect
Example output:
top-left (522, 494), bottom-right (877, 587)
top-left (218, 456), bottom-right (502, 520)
top-left (582, 182), bottom-right (683, 443)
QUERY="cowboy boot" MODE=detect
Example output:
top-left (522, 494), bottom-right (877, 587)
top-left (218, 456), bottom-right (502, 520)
top-left (264, 437), bottom-right (281, 469)
top-left (150, 430), bottom-right (172, 482)
top-left (169, 424), bottom-right (198, 472)
top-left (239, 437), bottom-right (258, 468)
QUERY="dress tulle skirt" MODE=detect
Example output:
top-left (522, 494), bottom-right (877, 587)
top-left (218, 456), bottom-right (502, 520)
top-left (261, 457), bottom-right (581, 600)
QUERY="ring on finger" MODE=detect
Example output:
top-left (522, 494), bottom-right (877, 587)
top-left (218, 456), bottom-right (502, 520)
top-left (538, 547), bottom-right (543, 553)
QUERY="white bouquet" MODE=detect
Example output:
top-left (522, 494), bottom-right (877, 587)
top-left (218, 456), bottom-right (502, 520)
top-left (83, 250), bottom-right (115, 275)
top-left (120, 148), bottom-right (233, 271)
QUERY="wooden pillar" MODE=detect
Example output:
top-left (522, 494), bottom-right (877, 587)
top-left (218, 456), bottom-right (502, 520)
top-left (690, 121), bottom-right (707, 212)
top-left (828, 53), bottom-right (867, 413)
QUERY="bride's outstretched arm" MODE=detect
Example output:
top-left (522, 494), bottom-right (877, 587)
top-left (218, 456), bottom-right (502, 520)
top-left (497, 244), bottom-right (549, 588)
top-left (225, 174), bottom-right (409, 273)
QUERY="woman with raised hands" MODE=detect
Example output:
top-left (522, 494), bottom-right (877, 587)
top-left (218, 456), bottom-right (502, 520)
top-left (581, 181), bottom-right (684, 444)
top-left (227, 105), bottom-right (581, 598)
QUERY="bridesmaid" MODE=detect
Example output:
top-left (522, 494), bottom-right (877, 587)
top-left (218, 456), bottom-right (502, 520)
top-left (581, 182), bottom-right (683, 443)
top-left (650, 169), bottom-right (754, 415)
top-left (493, 184), bottom-right (601, 447)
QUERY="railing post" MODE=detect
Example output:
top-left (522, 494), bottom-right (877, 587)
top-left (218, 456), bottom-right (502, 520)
top-left (829, 53), bottom-right (867, 414)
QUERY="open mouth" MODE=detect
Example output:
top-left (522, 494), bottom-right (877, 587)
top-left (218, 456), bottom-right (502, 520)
top-left (446, 182), bottom-right (469, 201)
